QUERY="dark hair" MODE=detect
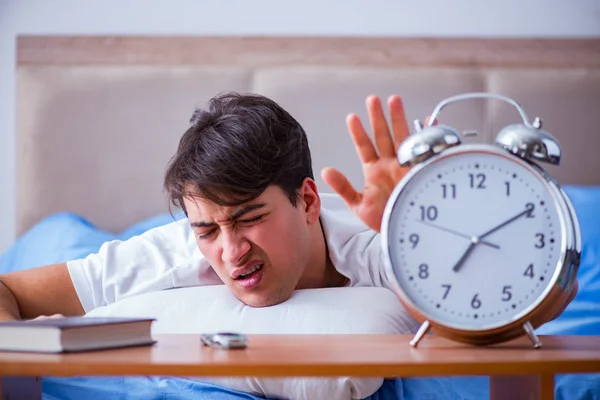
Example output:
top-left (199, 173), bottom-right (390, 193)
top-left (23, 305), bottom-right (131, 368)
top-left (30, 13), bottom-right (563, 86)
top-left (164, 92), bottom-right (314, 214)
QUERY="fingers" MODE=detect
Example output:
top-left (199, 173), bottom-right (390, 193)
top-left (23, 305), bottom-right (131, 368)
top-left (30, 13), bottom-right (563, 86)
top-left (366, 96), bottom-right (396, 158)
top-left (571, 280), bottom-right (579, 300)
top-left (321, 167), bottom-right (362, 208)
top-left (388, 95), bottom-right (410, 148)
top-left (30, 314), bottom-right (65, 321)
top-left (348, 95), bottom-right (411, 162)
top-left (425, 115), bottom-right (438, 126)
top-left (548, 281), bottom-right (578, 322)
top-left (346, 114), bottom-right (378, 164)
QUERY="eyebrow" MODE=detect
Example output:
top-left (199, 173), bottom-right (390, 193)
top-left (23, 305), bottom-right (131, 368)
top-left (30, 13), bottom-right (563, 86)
top-left (190, 203), bottom-right (266, 229)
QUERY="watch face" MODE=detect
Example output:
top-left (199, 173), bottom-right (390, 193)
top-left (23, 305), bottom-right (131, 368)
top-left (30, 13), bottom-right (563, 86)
top-left (383, 145), bottom-right (567, 331)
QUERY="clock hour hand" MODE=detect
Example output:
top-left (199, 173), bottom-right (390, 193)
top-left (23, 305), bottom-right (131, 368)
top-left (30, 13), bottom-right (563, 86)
top-left (452, 240), bottom-right (478, 272)
top-left (417, 220), bottom-right (500, 249)
top-left (478, 207), bottom-right (532, 240)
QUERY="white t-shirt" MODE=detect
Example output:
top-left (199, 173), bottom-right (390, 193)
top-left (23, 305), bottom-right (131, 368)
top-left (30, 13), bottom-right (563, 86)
top-left (67, 193), bottom-right (397, 312)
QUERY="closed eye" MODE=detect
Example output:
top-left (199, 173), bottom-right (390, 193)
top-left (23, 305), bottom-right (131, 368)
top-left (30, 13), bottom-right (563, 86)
top-left (239, 214), bottom-right (265, 224)
top-left (197, 229), bottom-right (217, 240)
top-left (195, 213), bottom-right (266, 240)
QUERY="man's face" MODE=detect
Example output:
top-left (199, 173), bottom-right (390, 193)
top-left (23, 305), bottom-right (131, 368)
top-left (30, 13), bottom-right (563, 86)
top-left (183, 183), bottom-right (319, 307)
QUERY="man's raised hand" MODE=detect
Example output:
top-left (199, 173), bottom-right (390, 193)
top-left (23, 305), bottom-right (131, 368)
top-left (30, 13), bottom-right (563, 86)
top-left (322, 95), bottom-right (411, 232)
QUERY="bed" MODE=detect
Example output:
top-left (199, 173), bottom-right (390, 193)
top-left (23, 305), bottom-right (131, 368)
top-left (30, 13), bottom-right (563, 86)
top-left (2, 35), bottom-right (600, 399)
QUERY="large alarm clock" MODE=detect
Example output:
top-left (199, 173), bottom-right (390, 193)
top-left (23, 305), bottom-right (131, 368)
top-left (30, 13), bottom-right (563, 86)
top-left (381, 93), bottom-right (581, 348)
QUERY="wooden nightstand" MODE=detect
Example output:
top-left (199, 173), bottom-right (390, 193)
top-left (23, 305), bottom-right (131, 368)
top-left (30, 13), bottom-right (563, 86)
top-left (1, 334), bottom-right (599, 400)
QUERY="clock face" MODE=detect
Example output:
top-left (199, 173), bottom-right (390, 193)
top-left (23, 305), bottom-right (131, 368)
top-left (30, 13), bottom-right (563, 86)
top-left (383, 146), bottom-right (566, 331)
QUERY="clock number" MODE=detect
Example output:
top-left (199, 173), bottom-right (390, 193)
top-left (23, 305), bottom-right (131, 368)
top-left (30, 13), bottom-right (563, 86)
top-left (419, 205), bottom-right (438, 221)
top-left (418, 264), bottom-right (429, 279)
top-left (471, 294), bottom-right (481, 309)
top-left (525, 202), bottom-right (535, 218)
top-left (535, 233), bottom-right (545, 248)
top-left (409, 233), bottom-right (419, 248)
top-left (502, 285), bottom-right (512, 301)
top-left (441, 284), bottom-right (451, 300)
top-left (469, 173), bottom-right (486, 189)
top-left (524, 263), bottom-right (534, 278)
top-left (505, 181), bottom-right (510, 196)
top-left (441, 184), bottom-right (457, 199)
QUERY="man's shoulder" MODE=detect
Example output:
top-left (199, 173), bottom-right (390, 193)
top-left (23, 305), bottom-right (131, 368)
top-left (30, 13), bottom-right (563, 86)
top-left (318, 193), bottom-right (391, 288)
top-left (136, 216), bottom-right (191, 238)
top-left (120, 215), bottom-right (196, 255)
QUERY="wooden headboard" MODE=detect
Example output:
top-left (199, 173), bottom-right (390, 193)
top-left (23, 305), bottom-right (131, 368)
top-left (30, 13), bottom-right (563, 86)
top-left (15, 36), bottom-right (600, 235)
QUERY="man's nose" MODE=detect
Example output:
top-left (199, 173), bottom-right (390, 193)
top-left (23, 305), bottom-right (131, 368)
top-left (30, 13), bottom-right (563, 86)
top-left (221, 230), bottom-right (251, 265)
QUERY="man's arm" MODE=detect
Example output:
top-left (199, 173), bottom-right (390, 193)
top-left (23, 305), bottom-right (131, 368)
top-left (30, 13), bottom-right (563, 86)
top-left (0, 263), bottom-right (85, 321)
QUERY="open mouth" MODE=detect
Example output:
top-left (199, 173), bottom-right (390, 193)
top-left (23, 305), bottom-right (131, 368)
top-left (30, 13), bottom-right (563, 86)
top-left (234, 263), bottom-right (264, 289)
top-left (235, 263), bottom-right (263, 279)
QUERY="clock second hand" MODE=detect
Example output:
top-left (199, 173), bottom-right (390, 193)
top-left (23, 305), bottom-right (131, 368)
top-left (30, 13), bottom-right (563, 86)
top-left (417, 220), bottom-right (500, 249)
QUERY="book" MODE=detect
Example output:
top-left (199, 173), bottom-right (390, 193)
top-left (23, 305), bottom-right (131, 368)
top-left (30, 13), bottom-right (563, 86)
top-left (0, 316), bottom-right (156, 353)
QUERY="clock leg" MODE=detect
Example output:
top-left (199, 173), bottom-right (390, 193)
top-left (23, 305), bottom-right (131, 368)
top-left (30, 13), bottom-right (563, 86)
top-left (523, 320), bottom-right (542, 349)
top-left (409, 320), bottom-right (431, 347)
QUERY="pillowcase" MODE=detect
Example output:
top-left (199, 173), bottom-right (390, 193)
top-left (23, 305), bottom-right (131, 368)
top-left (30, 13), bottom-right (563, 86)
top-left (86, 285), bottom-right (420, 400)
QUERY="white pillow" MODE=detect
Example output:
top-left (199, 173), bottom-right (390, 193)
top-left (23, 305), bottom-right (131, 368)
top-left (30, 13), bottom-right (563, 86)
top-left (86, 285), bottom-right (419, 400)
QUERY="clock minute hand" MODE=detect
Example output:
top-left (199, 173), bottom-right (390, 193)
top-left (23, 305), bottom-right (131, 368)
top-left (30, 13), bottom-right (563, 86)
top-left (478, 208), bottom-right (532, 240)
top-left (417, 220), bottom-right (500, 249)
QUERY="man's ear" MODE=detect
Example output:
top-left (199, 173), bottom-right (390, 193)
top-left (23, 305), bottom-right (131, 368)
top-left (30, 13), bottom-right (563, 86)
top-left (299, 178), bottom-right (321, 224)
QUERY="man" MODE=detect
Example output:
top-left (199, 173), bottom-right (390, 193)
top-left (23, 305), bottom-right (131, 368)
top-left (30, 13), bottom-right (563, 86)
top-left (0, 92), bottom-right (575, 321)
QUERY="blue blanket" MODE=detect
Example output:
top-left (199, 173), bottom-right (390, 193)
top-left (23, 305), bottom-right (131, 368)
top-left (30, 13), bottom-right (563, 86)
top-left (41, 376), bottom-right (490, 400)
top-left (40, 374), bottom-right (600, 400)
top-left (2, 186), bottom-right (599, 400)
